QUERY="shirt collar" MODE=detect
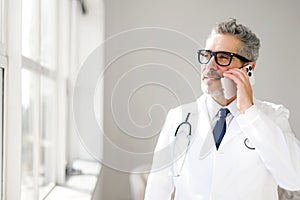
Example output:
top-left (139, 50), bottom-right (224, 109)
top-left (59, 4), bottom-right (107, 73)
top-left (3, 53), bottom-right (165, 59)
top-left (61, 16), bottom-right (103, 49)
top-left (206, 95), bottom-right (222, 120)
top-left (206, 95), bottom-right (241, 119)
top-left (226, 99), bottom-right (240, 117)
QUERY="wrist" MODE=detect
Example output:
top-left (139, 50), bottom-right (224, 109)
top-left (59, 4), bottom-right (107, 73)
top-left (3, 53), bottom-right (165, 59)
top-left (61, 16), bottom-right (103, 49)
top-left (239, 102), bottom-right (254, 114)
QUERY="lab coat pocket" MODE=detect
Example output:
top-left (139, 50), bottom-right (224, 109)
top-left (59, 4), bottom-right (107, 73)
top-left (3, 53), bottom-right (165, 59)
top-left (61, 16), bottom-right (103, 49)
top-left (235, 135), bottom-right (261, 168)
top-left (172, 162), bottom-right (188, 197)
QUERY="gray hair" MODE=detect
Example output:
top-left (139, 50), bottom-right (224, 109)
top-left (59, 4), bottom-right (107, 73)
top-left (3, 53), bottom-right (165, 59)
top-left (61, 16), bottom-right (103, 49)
top-left (210, 18), bottom-right (261, 62)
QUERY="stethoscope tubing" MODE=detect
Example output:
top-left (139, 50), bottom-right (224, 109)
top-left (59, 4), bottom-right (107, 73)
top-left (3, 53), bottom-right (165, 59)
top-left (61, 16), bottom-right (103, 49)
top-left (174, 113), bottom-right (191, 137)
top-left (173, 113), bottom-right (256, 176)
top-left (174, 113), bottom-right (256, 150)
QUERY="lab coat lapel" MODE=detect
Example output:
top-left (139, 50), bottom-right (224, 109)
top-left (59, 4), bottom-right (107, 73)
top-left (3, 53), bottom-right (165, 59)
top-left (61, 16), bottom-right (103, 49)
top-left (219, 117), bottom-right (242, 147)
top-left (195, 96), bottom-right (215, 159)
top-left (219, 99), bottom-right (242, 148)
top-left (195, 95), bottom-right (243, 154)
top-left (186, 95), bottom-right (243, 156)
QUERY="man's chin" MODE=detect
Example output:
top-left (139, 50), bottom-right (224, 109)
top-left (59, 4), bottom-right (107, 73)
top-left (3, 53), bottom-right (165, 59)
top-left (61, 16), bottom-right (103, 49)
top-left (204, 90), bottom-right (223, 97)
top-left (201, 84), bottom-right (223, 97)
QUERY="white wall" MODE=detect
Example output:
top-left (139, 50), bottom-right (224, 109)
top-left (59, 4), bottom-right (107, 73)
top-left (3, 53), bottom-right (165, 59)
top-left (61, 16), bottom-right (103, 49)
top-left (95, 0), bottom-right (300, 199)
top-left (68, 0), bottom-right (105, 163)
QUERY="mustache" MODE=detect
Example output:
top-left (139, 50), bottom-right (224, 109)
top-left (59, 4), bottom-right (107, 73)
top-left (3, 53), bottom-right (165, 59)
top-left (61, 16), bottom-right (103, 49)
top-left (201, 69), bottom-right (222, 79)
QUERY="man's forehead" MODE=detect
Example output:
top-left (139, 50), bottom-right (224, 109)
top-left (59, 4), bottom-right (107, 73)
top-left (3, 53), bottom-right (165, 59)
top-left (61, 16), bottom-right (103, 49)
top-left (205, 34), bottom-right (241, 52)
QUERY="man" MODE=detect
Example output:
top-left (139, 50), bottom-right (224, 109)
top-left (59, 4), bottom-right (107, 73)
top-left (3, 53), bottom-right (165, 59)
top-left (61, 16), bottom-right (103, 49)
top-left (144, 19), bottom-right (300, 200)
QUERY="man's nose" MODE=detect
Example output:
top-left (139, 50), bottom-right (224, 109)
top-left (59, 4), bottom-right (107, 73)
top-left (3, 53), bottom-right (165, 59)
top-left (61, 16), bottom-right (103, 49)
top-left (205, 57), bottom-right (218, 70)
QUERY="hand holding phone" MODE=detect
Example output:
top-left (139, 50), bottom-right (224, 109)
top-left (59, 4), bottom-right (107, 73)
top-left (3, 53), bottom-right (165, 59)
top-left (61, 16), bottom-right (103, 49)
top-left (221, 64), bottom-right (255, 100)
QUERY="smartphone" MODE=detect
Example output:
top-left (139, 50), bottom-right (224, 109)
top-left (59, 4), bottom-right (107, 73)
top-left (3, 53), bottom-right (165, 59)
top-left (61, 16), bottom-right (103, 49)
top-left (221, 77), bottom-right (237, 99)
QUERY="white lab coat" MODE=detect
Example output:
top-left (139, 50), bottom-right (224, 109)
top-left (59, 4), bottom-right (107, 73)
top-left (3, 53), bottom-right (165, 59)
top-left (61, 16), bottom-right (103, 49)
top-left (144, 94), bottom-right (300, 200)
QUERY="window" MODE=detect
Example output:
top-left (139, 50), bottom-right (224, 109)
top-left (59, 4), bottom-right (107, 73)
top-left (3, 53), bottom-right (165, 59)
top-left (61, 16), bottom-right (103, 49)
top-left (22, 0), bottom-right (57, 69)
top-left (21, 68), bottom-right (57, 200)
top-left (0, 0), bottom-right (4, 44)
top-left (21, 0), bottom-right (58, 199)
top-left (21, 69), bottom-right (38, 199)
top-left (39, 75), bottom-right (56, 198)
top-left (0, 0), bottom-right (6, 53)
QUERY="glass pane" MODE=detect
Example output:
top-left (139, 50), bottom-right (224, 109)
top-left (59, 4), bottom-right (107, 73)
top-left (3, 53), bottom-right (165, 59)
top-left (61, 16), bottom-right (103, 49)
top-left (0, 0), bottom-right (5, 44)
top-left (40, 0), bottom-right (57, 69)
top-left (22, 0), bottom-right (39, 61)
top-left (39, 76), bottom-right (56, 199)
top-left (0, 0), bottom-right (2, 43)
top-left (21, 69), bottom-right (39, 200)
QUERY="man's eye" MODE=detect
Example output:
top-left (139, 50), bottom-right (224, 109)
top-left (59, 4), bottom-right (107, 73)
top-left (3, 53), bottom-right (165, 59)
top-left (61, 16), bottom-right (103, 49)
top-left (201, 53), bottom-right (210, 58)
top-left (218, 54), bottom-right (230, 60)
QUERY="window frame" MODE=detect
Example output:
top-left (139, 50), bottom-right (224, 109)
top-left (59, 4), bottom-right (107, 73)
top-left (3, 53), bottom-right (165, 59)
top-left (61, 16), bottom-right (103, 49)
top-left (0, 62), bottom-right (5, 200)
top-left (3, 0), bottom-right (22, 199)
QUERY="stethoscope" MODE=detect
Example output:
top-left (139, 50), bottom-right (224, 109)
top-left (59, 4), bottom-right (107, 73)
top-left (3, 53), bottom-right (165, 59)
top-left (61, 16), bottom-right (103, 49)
top-left (173, 112), bottom-right (255, 176)
top-left (173, 113), bottom-right (191, 177)
top-left (174, 113), bottom-right (191, 137)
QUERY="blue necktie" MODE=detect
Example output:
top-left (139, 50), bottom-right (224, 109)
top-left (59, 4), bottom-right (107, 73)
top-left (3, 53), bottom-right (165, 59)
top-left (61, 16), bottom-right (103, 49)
top-left (213, 108), bottom-right (230, 149)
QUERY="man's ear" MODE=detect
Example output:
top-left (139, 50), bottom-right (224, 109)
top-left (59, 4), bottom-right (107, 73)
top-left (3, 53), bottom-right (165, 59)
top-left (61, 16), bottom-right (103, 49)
top-left (248, 62), bottom-right (256, 71)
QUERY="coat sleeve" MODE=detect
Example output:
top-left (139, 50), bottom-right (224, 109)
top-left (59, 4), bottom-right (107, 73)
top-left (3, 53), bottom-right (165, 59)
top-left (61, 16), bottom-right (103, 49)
top-left (144, 109), bottom-right (176, 200)
top-left (236, 104), bottom-right (300, 191)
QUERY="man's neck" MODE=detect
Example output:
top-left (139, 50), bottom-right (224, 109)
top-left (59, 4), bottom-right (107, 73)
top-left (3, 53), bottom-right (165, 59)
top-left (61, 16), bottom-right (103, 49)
top-left (212, 95), bottom-right (236, 106)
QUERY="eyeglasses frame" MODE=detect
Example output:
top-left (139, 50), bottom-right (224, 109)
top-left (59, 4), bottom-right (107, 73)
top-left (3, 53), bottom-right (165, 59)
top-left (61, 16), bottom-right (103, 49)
top-left (197, 49), bottom-right (252, 67)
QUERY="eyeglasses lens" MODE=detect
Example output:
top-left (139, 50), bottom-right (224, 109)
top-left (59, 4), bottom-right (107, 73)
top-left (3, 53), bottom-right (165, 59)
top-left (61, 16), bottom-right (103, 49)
top-left (199, 50), bottom-right (232, 66)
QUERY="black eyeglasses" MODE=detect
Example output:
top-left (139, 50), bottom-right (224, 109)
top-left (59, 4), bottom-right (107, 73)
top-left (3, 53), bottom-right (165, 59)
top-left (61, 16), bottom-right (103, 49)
top-left (197, 50), bottom-right (251, 67)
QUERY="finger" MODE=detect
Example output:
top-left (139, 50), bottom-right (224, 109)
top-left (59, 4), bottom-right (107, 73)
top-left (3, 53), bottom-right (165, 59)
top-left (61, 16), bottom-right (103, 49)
top-left (228, 68), bottom-right (248, 79)
top-left (223, 68), bottom-right (245, 81)
top-left (223, 71), bottom-right (244, 86)
top-left (224, 68), bottom-right (249, 85)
